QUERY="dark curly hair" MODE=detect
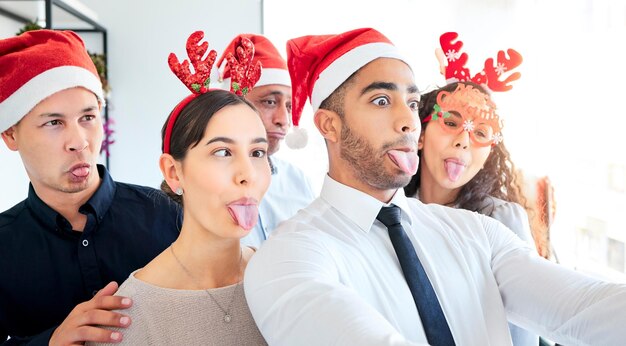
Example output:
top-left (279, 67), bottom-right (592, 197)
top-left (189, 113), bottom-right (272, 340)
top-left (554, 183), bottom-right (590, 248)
top-left (404, 81), bottom-right (526, 213)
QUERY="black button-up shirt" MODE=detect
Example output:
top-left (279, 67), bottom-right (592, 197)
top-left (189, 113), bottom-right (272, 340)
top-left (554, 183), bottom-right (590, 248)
top-left (0, 165), bottom-right (181, 345)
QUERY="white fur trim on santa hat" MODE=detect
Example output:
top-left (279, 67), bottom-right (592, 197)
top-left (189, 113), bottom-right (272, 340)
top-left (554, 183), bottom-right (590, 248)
top-left (222, 68), bottom-right (291, 90)
top-left (255, 68), bottom-right (291, 87)
top-left (0, 65), bottom-right (104, 133)
top-left (208, 65), bottom-right (228, 90)
top-left (310, 42), bottom-right (403, 112)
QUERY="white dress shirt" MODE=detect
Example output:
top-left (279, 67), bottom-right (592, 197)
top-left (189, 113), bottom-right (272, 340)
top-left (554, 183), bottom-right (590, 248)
top-left (245, 175), bottom-right (626, 346)
top-left (476, 196), bottom-right (538, 346)
top-left (476, 196), bottom-right (534, 245)
top-left (241, 157), bottom-right (316, 247)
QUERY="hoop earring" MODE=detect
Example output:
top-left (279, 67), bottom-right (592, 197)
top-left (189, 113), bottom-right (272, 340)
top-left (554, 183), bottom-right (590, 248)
top-left (175, 187), bottom-right (183, 196)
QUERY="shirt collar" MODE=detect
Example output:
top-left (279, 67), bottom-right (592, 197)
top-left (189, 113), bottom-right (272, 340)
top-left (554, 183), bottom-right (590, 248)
top-left (86, 165), bottom-right (116, 221)
top-left (269, 156), bottom-right (279, 175)
top-left (25, 183), bottom-right (59, 230)
top-left (320, 174), bottom-right (413, 233)
top-left (25, 164), bottom-right (116, 229)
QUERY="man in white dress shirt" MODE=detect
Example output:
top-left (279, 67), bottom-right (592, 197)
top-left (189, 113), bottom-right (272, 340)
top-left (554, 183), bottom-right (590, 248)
top-left (243, 27), bottom-right (626, 346)
top-left (218, 34), bottom-right (316, 247)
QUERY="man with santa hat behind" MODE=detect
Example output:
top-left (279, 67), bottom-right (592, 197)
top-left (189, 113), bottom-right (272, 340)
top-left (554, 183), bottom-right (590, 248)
top-left (218, 33), bottom-right (316, 247)
top-left (0, 30), bottom-right (180, 345)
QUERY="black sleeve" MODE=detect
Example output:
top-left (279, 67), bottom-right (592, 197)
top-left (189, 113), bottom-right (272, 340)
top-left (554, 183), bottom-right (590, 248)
top-left (1, 326), bottom-right (55, 346)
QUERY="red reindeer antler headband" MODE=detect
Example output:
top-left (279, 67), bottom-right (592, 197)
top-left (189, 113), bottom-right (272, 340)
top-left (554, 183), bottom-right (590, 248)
top-left (426, 32), bottom-right (523, 146)
top-left (163, 31), bottom-right (261, 154)
top-left (168, 31), bottom-right (216, 94)
top-left (222, 37), bottom-right (262, 96)
top-left (436, 32), bottom-right (522, 92)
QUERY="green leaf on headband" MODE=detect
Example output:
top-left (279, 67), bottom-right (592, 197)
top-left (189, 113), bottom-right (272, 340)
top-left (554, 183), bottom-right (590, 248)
top-left (191, 83), bottom-right (201, 92)
top-left (204, 78), bottom-right (211, 87)
top-left (242, 87), bottom-right (249, 96)
top-left (232, 82), bottom-right (240, 92)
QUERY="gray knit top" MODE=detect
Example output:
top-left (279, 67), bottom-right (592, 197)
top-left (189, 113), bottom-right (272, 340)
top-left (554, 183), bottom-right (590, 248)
top-left (89, 270), bottom-right (267, 346)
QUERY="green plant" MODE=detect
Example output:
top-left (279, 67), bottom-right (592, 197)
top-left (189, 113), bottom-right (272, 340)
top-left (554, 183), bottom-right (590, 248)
top-left (89, 52), bottom-right (109, 93)
top-left (16, 20), bottom-right (42, 35)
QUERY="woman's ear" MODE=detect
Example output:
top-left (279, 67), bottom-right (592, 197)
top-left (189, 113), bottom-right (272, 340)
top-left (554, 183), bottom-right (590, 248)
top-left (314, 109), bottom-right (341, 143)
top-left (159, 153), bottom-right (183, 192)
top-left (417, 131), bottom-right (425, 150)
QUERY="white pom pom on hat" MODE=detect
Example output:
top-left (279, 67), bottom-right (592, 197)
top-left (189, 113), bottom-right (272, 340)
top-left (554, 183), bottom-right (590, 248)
top-left (285, 126), bottom-right (308, 149)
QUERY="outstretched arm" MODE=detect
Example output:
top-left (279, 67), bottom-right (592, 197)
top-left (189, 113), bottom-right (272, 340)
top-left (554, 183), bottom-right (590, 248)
top-left (485, 217), bottom-right (626, 345)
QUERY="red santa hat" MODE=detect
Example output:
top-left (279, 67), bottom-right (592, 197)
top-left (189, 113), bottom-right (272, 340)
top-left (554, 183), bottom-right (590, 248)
top-left (0, 29), bottom-right (104, 133)
top-left (217, 33), bottom-right (290, 88)
top-left (285, 28), bottom-right (404, 148)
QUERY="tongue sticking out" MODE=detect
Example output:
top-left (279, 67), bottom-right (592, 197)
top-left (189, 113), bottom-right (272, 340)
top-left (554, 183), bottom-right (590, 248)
top-left (444, 160), bottom-right (465, 182)
top-left (71, 166), bottom-right (90, 177)
top-left (388, 150), bottom-right (418, 175)
top-left (227, 204), bottom-right (259, 231)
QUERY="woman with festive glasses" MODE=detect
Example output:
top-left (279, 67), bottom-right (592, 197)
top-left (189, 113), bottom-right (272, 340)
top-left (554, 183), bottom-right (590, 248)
top-left (405, 31), bottom-right (538, 346)
top-left (404, 81), bottom-right (537, 346)
top-left (89, 32), bottom-right (269, 345)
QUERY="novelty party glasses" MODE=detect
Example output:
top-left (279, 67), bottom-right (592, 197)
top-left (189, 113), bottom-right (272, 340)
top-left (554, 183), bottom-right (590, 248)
top-left (423, 84), bottom-right (503, 147)
top-left (427, 111), bottom-right (501, 147)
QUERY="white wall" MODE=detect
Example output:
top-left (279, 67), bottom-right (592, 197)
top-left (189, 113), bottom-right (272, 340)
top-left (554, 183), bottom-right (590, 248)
top-left (0, 13), bottom-right (21, 35)
top-left (0, 0), bottom-right (262, 211)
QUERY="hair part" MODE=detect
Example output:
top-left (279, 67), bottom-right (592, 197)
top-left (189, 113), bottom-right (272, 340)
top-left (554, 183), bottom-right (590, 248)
top-left (160, 89), bottom-right (259, 204)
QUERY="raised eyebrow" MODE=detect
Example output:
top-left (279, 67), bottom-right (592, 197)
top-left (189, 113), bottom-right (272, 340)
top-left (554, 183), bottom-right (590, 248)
top-left (39, 105), bottom-right (98, 118)
top-left (206, 137), bottom-right (235, 146)
top-left (449, 111), bottom-right (463, 119)
top-left (474, 118), bottom-right (492, 125)
top-left (39, 112), bottom-right (64, 118)
top-left (407, 85), bottom-right (419, 94)
top-left (206, 137), bottom-right (268, 146)
top-left (82, 106), bottom-right (98, 113)
top-left (260, 90), bottom-right (285, 98)
top-left (360, 82), bottom-right (398, 96)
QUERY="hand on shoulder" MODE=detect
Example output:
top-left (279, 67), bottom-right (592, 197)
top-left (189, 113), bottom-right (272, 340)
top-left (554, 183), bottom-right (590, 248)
top-left (49, 282), bottom-right (132, 345)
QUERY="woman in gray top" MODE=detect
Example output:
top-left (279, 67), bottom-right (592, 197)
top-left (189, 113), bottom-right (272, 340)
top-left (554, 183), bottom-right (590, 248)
top-left (90, 32), bottom-right (269, 346)
top-left (404, 81), bottom-right (538, 346)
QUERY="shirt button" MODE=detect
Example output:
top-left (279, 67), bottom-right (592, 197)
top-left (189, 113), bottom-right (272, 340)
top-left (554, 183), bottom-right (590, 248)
top-left (82, 239), bottom-right (89, 247)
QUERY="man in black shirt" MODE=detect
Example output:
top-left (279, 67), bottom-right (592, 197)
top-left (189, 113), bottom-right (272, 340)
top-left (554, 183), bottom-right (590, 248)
top-left (0, 30), bottom-right (181, 345)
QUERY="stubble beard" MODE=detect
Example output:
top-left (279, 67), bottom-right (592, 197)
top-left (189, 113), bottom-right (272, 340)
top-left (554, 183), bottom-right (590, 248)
top-left (339, 123), bottom-right (413, 191)
top-left (56, 172), bottom-right (94, 194)
top-left (58, 181), bottom-right (91, 193)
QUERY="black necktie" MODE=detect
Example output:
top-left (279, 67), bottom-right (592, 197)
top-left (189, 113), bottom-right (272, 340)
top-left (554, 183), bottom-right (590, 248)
top-left (377, 205), bottom-right (455, 346)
